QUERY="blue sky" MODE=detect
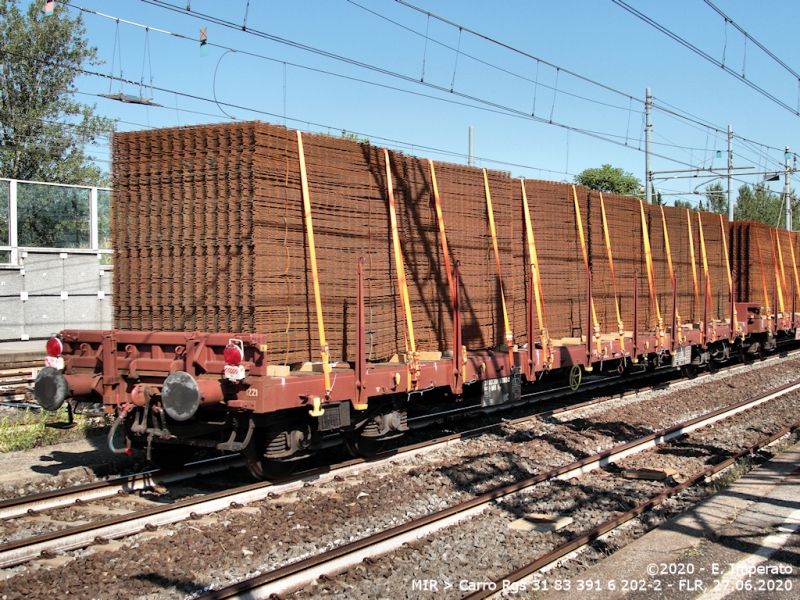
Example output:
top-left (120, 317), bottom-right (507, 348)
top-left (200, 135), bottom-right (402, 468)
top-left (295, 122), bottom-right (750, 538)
top-left (40, 0), bottom-right (800, 205)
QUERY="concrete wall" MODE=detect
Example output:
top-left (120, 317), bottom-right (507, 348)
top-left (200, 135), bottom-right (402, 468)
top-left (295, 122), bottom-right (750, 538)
top-left (0, 250), bottom-right (112, 341)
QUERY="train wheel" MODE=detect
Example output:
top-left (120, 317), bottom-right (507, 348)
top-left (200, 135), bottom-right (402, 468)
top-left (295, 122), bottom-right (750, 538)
top-left (243, 432), bottom-right (296, 481)
top-left (569, 365), bottom-right (582, 391)
top-left (344, 434), bottom-right (386, 458)
top-left (680, 364), bottom-right (697, 379)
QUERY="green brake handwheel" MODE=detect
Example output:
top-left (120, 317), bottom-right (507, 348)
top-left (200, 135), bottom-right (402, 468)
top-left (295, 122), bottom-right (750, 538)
top-left (569, 365), bottom-right (582, 391)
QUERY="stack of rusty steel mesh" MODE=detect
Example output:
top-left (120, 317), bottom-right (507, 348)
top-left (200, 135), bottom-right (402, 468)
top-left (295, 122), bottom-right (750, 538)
top-left (659, 205), bottom-right (702, 326)
top-left (775, 229), bottom-right (800, 312)
top-left (517, 180), bottom-right (588, 342)
top-left (113, 121), bottom-right (522, 365)
top-left (250, 125), bottom-right (399, 364)
top-left (645, 204), bottom-right (731, 328)
top-left (731, 221), bottom-right (763, 309)
top-left (731, 221), bottom-right (800, 313)
top-left (112, 123), bottom-right (259, 333)
top-left (113, 119), bottom-right (740, 366)
top-left (250, 126), bottom-right (523, 364)
top-left (387, 155), bottom-right (522, 352)
top-left (696, 210), bottom-right (732, 323)
top-left (586, 190), bottom-right (648, 334)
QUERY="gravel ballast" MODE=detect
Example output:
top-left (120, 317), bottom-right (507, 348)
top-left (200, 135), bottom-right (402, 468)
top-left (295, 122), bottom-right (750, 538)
top-left (0, 356), bottom-right (798, 599)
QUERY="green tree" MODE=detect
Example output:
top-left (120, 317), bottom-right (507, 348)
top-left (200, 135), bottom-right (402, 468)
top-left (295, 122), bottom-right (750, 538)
top-left (0, 0), bottom-right (114, 184)
top-left (734, 184), bottom-right (783, 226)
top-left (674, 199), bottom-right (695, 210)
top-left (574, 164), bottom-right (641, 195)
top-left (703, 182), bottom-right (727, 214)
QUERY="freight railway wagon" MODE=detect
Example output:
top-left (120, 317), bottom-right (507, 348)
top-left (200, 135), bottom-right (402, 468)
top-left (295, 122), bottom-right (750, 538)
top-left (33, 121), bottom-right (800, 479)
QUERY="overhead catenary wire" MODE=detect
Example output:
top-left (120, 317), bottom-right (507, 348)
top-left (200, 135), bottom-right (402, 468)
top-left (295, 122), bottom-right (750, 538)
top-left (62, 3), bottom-right (752, 173)
top-left (62, 4), bottom-right (648, 149)
top-left (38, 0), bottom-right (796, 190)
top-left (611, 0), bottom-right (800, 117)
top-left (347, 0), bottom-right (640, 114)
top-left (133, 0), bottom-right (663, 152)
top-left (392, 0), bottom-right (641, 103)
top-left (652, 98), bottom-right (788, 168)
top-left (36, 6), bottom-right (722, 173)
top-left (58, 0), bottom-right (792, 177)
top-left (703, 0), bottom-right (800, 82)
top-left (367, 0), bottom-right (794, 162)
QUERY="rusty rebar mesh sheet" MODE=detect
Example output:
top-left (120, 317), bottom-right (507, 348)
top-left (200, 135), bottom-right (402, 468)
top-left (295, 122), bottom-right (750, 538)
top-left (647, 203), bottom-right (712, 328)
top-left (112, 123), bottom-right (260, 333)
top-left (251, 125), bottom-right (399, 364)
top-left (788, 230), bottom-right (800, 310)
top-left (695, 211), bottom-right (731, 322)
top-left (732, 222), bottom-right (759, 305)
top-left (774, 229), bottom-right (799, 311)
top-left (587, 191), bottom-right (645, 333)
top-left (388, 155), bottom-right (520, 352)
top-left (731, 221), bottom-right (777, 310)
top-left (389, 155), bottom-right (451, 352)
top-left (662, 206), bottom-right (703, 325)
top-left (519, 180), bottom-right (587, 340)
top-left (510, 179), bottom-right (541, 345)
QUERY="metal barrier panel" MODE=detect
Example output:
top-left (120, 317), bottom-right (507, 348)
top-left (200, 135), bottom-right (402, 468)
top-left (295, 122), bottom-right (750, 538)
top-left (0, 178), bottom-right (112, 340)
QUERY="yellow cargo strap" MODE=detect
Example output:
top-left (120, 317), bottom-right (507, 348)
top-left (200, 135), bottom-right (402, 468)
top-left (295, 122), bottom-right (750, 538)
top-left (383, 149), bottom-right (418, 388)
top-left (775, 231), bottom-right (789, 311)
top-left (296, 131), bottom-right (331, 398)
top-left (718, 214), bottom-right (738, 339)
top-left (639, 200), bottom-right (664, 347)
top-left (520, 179), bottom-right (552, 367)
top-left (755, 236), bottom-right (772, 324)
top-left (770, 230), bottom-right (786, 319)
top-left (660, 206), bottom-right (682, 344)
top-left (428, 160), bottom-right (454, 304)
top-left (483, 170), bottom-right (514, 366)
top-left (573, 186), bottom-right (601, 359)
top-left (686, 209), bottom-right (700, 318)
top-left (789, 233), bottom-right (800, 317)
top-left (697, 213), bottom-right (716, 340)
top-left (600, 193), bottom-right (625, 351)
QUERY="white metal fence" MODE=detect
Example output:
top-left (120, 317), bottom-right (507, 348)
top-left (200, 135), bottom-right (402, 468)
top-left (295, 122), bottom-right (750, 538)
top-left (0, 178), bottom-right (114, 340)
top-left (0, 178), bottom-right (113, 266)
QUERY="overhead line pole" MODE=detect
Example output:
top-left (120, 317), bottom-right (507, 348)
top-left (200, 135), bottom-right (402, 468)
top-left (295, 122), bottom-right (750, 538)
top-left (786, 146), bottom-right (792, 232)
top-left (646, 88), bottom-right (652, 204)
top-left (728, 125), bottom-right (734, 222)
top-left (468, 126), bottom-right (474, 167)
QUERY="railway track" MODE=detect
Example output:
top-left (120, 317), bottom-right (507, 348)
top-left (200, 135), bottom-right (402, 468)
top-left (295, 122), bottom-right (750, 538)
top-left (0, 346), bottom-right (795, 585)
top-left (0, 378), bottom-right (654, 569)
top-left (0, 353), bottom-right (732, 571)
top-left (194, 377), bottom-right (800, 600)
top-left (462, 422), bottom-right (800, 600)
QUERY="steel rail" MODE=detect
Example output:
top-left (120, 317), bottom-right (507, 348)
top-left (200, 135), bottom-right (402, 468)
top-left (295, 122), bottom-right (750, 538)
top-left (0, 386), bottom-right (638, 568)
top-left (0, 359), bottom-right (728, 568)
top-left (195, 377), bottom-right (800, 600)
top-left (0, 369), bottom-right (657, 523)
top-left (2, 346), bottom-right (797, 569)
top-left (0, 455), bottom-right (243, 521)
top-left (462, 421), bottom-right (800, 600)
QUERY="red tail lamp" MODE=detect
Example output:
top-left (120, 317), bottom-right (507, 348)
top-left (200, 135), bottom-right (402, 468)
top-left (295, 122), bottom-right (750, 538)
top-left (46, 337), bottom-right (63, 358)
top-left (223, 344), bottom-right (243, 366)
